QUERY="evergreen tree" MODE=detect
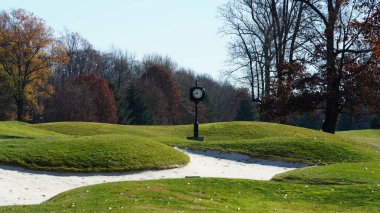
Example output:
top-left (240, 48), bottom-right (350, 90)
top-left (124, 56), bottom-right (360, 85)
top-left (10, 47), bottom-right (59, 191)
top-left (108, 83), bottom-right (131, 125)
top-left (294, 112), bottom-right (323, 130)
top-left (235, 99), bottom-right (256, 121)
top-left (336, 111), bottom-right (353, 131)
top-left (204, 94), bottom-right (218, 123)
top-left (372, 116), bottom-right (380, 129)
top-left (125, 85), bottom-right (153, 125)
top-left (116, 95), bottom-right (131, 124)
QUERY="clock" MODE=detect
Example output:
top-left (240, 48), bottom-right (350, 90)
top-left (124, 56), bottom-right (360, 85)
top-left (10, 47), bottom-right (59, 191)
top-left (192, 88), bottom-right (203, 99)
top-left (190, 86), bottom-right (205, 102)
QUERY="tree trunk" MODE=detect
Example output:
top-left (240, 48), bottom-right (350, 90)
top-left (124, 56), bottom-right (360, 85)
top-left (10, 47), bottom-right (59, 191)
top-left (264, 36), bottom-right (271, 97)
top-left (321, 6), bottom-right (340, 133)
top-left (322, 105), bottom-right (339, 133)
top-left (322, 92), bottom-right (340, 133)
top-left (15, 98), bottom-right (24, 121)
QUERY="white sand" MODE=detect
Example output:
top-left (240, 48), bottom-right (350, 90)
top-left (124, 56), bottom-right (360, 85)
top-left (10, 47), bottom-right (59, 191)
top-left (0, 148), bottom-right (306, 206)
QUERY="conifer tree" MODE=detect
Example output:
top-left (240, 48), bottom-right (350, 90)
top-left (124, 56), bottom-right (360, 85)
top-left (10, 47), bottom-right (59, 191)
top-left (125, 85), bottom-right (153, 125)
top-left (235, 99), bottom-right (256, 121)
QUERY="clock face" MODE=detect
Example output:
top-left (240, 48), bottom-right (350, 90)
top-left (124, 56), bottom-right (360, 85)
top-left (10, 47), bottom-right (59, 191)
top-left (192, 88), bottom-right (203, 99)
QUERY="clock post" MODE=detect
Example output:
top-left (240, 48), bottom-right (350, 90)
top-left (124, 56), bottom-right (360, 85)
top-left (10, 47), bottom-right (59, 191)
top-left (187, 80), bottom-right (205, 141)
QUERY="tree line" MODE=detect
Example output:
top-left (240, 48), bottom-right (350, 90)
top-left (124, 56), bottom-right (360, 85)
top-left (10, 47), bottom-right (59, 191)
top-left (219, 0), bottom-right (380, 133)
top-left (1, 7), bottom-right (379, 132)
top-left (0, 9), bottom-right (255, 126)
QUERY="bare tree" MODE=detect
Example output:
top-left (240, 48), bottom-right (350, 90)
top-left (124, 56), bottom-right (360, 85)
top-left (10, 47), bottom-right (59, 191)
top-left (55, 30), bottom-right (94, 78)
top-left (296, 0), bottom-right (380, 133)
top-left (219, 0), bottom-right (309, 122)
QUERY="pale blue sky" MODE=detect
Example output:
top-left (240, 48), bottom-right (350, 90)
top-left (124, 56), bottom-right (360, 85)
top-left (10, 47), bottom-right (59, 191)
top-left (1, 0), bottom-right (229, 79)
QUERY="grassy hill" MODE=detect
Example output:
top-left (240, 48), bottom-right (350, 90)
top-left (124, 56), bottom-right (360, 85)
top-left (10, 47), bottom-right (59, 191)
top-left (273, 129), bottom-right (380, 185)
top-left (1, 178), bottom-right (379, 212)
top-left (0, 122), bottom-right (189, 172)
top-left (0, 121), bottom-right (379, 212)
top-left (36, 121), bottom-right (375, 164)
top-left (0, 121), bottom-right (374, 172)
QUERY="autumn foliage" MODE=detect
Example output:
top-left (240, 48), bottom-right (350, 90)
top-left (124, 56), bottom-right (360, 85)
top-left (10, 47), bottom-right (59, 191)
top-left (46, 73), bottom-right (117, 123)
top-left (0, 9), bottom-right (66, 121)
top-left (139, 65), bottom-right (181, 124)
top-left (2, 6), bottom-right (379, 131)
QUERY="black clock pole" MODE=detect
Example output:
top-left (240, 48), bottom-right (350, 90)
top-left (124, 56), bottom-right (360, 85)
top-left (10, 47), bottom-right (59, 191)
top-left (187, 80), bottom-right (205, 141)
top-left (194, 101), bottom-right (199, 138)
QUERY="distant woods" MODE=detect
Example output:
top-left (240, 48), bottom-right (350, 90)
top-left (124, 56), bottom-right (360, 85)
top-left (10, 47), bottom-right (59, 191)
top-left (0, 9), bottom-right (251, 125)
top-left (1, 6), bottom-right (379, 132)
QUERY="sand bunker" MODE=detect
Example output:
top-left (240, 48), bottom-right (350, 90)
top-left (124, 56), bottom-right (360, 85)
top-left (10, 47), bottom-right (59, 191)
top-left (0, 148), bottom-right (306, 206)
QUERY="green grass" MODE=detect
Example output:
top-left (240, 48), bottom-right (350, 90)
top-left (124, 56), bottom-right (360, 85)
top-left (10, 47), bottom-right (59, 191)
top-left (274, 129), bottom-right (380, 185)
top-left (0, 122), bottom-right (189, 172)
top-left (337, 129), bottom-right (380, 154)
top-left (37, 121), bottom-right (376, 165)
top-left (0, 121), bottom-right (375, 172)
top-left (273, 162), bottom-right (380, 185)
top-left (1, 178), bottom-right (379, 212)
top-left (0, 121), bottom-right (379, 212)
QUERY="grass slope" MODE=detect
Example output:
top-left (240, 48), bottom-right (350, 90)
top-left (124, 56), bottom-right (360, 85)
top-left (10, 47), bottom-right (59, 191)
top-left (338, 129), bottom-right (380, 153)
top-left (0, 121), bottom-right (375, 172)
top-left (0, 122), bottom-right (189, 172)
top-left (1, 178), bottom-right (379, 212)
top-left (274, 129), bottom-right (380, 185)
top-left (37, 121), bottom-right (374, 165)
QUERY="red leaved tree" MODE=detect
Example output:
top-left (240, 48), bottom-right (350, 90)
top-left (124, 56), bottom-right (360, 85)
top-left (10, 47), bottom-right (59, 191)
top-left (45, 73), bottom-right (117, 123)
top-left (139, 65), bottom-right (181, 124)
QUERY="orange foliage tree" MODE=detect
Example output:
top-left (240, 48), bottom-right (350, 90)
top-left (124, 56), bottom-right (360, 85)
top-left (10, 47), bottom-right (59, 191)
top-left (0, 9), bottom-right (66, 121)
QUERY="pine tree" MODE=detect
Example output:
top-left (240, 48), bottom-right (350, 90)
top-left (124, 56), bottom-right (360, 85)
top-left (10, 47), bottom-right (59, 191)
top-left (372, 116), bottom-right (380, 129)
top-left (116, 95), bottom-right (131, 124)
top-left (125, 85), bottom-right (153, 125)
top-left (235, 99), bottom-right (256, 121)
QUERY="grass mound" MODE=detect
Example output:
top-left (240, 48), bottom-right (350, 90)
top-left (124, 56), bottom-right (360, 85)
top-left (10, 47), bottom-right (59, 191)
top-left (273, 162), bottom-right (380, 185)
top-left (1, 178), bottom-right (379, 212)
top-left (36, 122), bottom-right (128, 136)
top-left (162, 122), bottom-right (373, 164)
top-left (274, 129), bottom-right (380, 185)
top-left (37, 121), bottom-right (373, 164)
top-left (0, 122), bottom-right (189, 172)
top-left (0, 121), bottom-right (374, 172)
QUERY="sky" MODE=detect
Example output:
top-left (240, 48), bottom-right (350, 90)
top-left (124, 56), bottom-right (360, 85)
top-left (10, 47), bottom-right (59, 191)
top-left (1, 0), bottom-right (229, 79)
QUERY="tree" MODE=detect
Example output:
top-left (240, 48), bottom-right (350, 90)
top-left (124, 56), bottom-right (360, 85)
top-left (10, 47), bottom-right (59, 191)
top-left (45, 73), bottom-right (117, 123)
top-left (236, 99), bottom-right (257, 121)
top-left (104, 48), bottom-right (139, 95)
top-left (219, 0), bottom-right (311, 123)
top-left (220, 0), bottom-right (380, 132)
top-left (372, 116), bottom-right (380, 129)
top-left (122, 84), bottom-right (153, 125)
top-left (0, 71), bottom-right (15, 120)
top-left (296, 0), bottom-right (380, 133)
top-left (173, 70), bottom-right (246, 124)
top-left (0, 9), bottom-right (65, 121)
top-left (55, 30), bottom-right (94, 78)
top-left (139, 64), bottom-right (181, 125)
